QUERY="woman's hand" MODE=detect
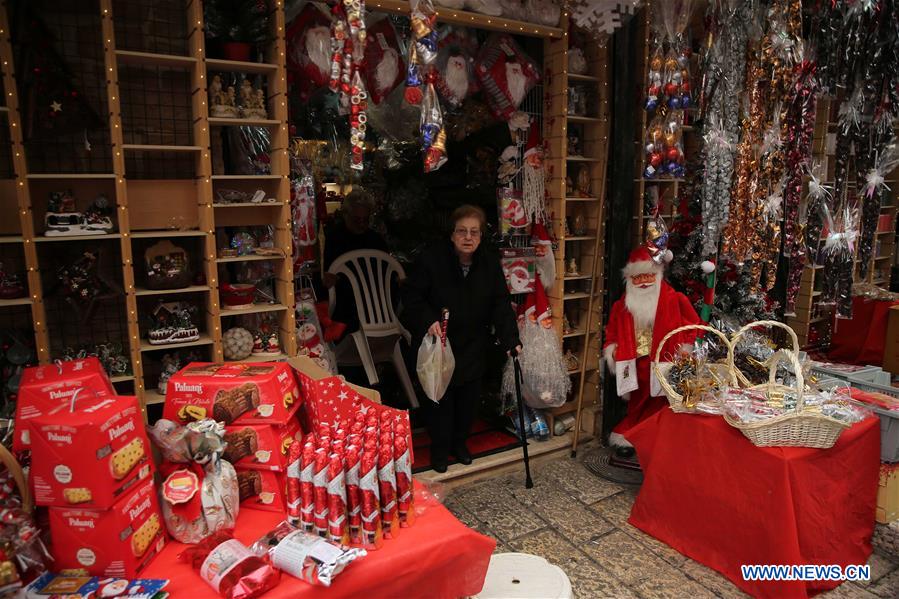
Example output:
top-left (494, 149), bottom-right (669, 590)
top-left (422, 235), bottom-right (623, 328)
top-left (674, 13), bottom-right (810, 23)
top-left (428, 321), bottom-right (442, 338)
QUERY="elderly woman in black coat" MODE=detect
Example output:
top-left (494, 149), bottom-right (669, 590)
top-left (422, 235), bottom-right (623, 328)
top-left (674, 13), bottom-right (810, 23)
top-left (402, 205), bottom-right (521, 473)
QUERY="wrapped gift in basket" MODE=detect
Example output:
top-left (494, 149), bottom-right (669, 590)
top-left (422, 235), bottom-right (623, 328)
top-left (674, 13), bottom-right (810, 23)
top-left (653, 324), bottom-right (736, 413)
top-left (720, 321), bottom-right (868, 449)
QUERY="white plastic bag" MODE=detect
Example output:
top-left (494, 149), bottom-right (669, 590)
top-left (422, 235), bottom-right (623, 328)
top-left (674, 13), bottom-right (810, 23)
top-left (416, 334), bottom-right (455, 402)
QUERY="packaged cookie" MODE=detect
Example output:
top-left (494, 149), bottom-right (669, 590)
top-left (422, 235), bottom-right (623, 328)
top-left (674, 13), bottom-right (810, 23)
top-left (47, 478), bottom-right (165, 578)
top-left (223, 419), bottom-right (302, 472)
top-left (163, 362), bottom-right (301, 426)
top-left (30, 395), bottom-right (153, 509)
top-left (149, 419), bottom-right (239, 544)
top-left (14, 357), bottom-right (116, 452)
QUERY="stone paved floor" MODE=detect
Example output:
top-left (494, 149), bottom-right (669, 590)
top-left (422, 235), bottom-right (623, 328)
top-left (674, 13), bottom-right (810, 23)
top-left (443, 453), bottom-right (899, 599)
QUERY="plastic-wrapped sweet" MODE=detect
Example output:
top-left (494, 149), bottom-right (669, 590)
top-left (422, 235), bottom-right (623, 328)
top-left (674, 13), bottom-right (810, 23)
top-left (252, 521), bottom-right (366, 587)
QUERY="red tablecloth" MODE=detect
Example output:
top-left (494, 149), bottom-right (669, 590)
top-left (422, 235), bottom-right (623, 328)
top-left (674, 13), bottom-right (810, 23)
top-left (829, 297), bottom-right (899, 365)
top-left (142, 482), bottom-right (495, 599)
top-left (627, 409), bottom-right (880, 599)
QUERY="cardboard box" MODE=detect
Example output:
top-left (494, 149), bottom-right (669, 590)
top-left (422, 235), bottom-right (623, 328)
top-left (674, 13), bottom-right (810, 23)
top-left (235, 468), bottom-right (285, 513)
top-left (163, 362), bottom-right (301, 426)
top-left (14, 358), bottom-right (116, 452)
top-left (48, 478), bottom-right (166, 578)
top-left (884, 306), bottom-right (899, 375)
top-left (878, 463), bottom-right (899, 524)
top-left (223, 419), bottom-right (302, 472)
top-left (31, 395), bottom-right (153, 509)
top-left (24, 573), bottom-right (168, 599)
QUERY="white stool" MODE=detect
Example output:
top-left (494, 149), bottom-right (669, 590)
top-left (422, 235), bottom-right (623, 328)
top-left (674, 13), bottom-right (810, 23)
top-left (476, 553), bottom-right (573, 599)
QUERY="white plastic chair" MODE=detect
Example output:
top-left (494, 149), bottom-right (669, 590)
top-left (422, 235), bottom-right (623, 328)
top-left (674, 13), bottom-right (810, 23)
top-left (327, 249), bottom-right (419, 408)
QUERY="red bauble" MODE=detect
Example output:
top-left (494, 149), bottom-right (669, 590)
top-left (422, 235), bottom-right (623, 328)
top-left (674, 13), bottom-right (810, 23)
top-left (404, 86), bottom-right (423, 105)
top-left (666, 147), bottom-right (681, 162)
top-left (648, 84), bottom-right (661, 96)
top-left (681, 81), bottom-right (691, 93)
top-left (649, 152), bottom-right (663, 167)
top-left (663, 82), bottom-right (677, 96)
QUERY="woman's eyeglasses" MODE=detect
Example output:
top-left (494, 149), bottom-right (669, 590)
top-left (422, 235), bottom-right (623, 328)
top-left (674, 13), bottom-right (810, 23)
top-left (454, 228), bottom-right (481, 238)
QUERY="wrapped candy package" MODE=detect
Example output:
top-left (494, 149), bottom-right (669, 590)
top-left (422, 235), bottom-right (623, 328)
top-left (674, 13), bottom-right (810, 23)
top-left (181, 531), bottom-right (279, 599)
top-left (251, 521), bottom-right (366, 587)
top-left (149, 419), bottom-right (239, 544)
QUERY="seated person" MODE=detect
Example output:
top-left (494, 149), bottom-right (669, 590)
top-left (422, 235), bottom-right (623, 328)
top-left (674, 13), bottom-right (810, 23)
top-left (323, 189), bottom-right (388, 336)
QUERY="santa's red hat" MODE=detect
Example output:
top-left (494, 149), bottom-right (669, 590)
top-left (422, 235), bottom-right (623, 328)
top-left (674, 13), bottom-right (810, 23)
top-left (534, 280), bottom-right (552, 323)
top-left (622, 245), bottom-right (665, 279)
top-left (531, 221), bottom-right (551, 245)
top-left (524, 120), bottom-right (542, 159)
top-left (522, 290), bottom-right (537, 317)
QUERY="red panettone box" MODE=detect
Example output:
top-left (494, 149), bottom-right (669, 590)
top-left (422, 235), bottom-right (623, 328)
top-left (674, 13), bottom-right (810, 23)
top-left (49, 478), bottom-right (166, 578)
top-left (223, 419), bottom-right (302, 472)
top-left (30, 395), bottom-right (153, 509)
top-left (14, 357), bottom-right (116, 452)
top-left (162, 362), bottom-right (301, 426)
top-left (235, 468), bottom-right (286, 513)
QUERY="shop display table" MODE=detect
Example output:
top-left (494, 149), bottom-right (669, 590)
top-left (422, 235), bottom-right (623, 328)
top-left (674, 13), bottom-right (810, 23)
top-left (627, 409), bottom-right (880, 599)
top-left (143, 483), bottom-right (495, 599)
top-left (829, 296), bottom-right (899, 365)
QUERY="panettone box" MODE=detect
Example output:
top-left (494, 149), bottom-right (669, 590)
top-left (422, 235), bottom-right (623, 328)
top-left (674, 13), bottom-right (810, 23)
top-left (234, 467), bottom-right (286, 513)
top-left (223, 419), bottom-right (302, 472)
top-left (162, 362), bottom-right (301, 426)
top-left (48, 478), bottom-right (166, 578)
top-left (30, 395), bottom-right (153, 509)
top-left (14, 357), bottom-right (116, 452)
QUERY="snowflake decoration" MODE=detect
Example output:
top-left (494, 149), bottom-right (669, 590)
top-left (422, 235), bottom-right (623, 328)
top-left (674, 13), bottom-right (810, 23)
top-left (565, 0), bottom-right (643, 37)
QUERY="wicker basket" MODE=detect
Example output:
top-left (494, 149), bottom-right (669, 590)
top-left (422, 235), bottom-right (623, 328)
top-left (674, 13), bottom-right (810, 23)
top-left (723, 321), bottom-right (849, 449)
top-left (730, 320), bottom-right (801, 389)
top-left (0, 441), bottom-right (30, 514)
top-left (653, 324), bottom-right (736, 413)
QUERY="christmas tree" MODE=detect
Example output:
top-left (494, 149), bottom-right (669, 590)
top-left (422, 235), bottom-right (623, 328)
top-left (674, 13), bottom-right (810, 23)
top-left (667, 171), bottom-right (777, 324)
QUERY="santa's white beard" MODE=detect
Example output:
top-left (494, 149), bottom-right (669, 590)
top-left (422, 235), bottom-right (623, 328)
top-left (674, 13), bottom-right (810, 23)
top-left (444, 58), bottom-right (470, 104)
top-left (535, 248), bottom-right (554, 290)
top-left (523, 162), bottom-right (545, 223)
top-left (502, 321), bottom-right (570, 410)
top-left (506, 62), bottom-right (529, 108)
top-left (374, 49), bottom-right (400, 96)
top-left (625, 279), bottom-right (660, 329)
top-left (305, 27), bottom-right (331, 78)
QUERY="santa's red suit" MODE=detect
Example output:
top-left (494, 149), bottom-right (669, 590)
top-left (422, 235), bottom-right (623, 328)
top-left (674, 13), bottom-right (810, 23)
top-left (603, 247), bottom-right (700, 447)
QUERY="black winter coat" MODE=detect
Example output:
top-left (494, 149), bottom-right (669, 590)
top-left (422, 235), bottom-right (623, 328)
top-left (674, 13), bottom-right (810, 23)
top-left (401, 241), bottom-right (520, 386)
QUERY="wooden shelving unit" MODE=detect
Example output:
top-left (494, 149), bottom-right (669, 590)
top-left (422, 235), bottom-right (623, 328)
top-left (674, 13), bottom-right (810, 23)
top-left (545, 19), bottom-right (610, 448)
top-left (0, 0), bottom-right (295, 413)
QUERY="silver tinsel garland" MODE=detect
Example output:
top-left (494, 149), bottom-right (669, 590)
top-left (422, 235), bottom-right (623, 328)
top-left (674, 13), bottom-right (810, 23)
top-left (698, 0), bottom-right (753, 257)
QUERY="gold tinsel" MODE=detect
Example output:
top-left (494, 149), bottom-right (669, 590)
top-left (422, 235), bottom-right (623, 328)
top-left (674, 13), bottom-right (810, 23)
top-left (721, 0), bottom-right (802, 294)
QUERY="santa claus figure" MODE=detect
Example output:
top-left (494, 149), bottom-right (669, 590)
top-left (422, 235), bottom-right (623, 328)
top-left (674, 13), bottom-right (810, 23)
top-left (603, 246), bottom-right (699, 456)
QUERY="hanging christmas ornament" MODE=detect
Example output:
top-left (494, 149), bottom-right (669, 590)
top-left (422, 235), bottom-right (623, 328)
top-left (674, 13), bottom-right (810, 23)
top-left (286, 3), bottom-right (333, 102)
top-left (361, 17), bottom-right (406, 105)
top-left (420, 81), bottom-right (447, 173)
top-left (406, 0), bottom-right (438, 106)
top-left (349, 71), bottom-right (369, 171)
top-left (475, 34), bottom-right (541, 121)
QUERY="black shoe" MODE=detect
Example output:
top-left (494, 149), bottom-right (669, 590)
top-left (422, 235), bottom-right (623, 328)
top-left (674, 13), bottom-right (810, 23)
top-left (452, 444), bottom-right (472, 465)
top-left (614, 446), bottom-right (635, 459)
top-left (432, 460), bottom-right (448, 473)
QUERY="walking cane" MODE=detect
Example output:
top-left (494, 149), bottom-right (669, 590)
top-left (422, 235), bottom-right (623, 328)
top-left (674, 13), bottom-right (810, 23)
top-left (511, 348), bottom-right (534, 489)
